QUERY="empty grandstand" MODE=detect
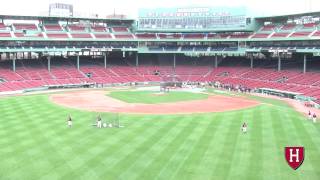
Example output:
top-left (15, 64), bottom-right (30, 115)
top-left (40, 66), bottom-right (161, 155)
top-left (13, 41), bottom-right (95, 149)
top-left (0, 8), bottom-right (320, 104)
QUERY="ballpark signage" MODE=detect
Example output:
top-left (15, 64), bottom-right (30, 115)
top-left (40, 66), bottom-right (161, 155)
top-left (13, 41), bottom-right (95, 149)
top-left (285, 147), bottom-right (304, 170)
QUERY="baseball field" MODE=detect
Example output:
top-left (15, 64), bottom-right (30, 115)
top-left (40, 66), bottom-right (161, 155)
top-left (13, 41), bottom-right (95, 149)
top-left (0, 89), bottom-right (320, 180)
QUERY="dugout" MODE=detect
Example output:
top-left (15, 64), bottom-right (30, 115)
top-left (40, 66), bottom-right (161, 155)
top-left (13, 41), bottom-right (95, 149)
top-left (258, 88), bottom-right (302, 99)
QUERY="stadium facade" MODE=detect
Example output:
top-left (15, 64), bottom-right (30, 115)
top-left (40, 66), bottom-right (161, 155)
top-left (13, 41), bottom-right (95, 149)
top-left (0, 7), bottom-right (320, 105)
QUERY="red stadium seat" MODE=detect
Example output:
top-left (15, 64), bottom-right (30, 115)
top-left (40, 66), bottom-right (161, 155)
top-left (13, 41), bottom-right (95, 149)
top-left (71, 33), bottom-right (92, 39)
top-left (46, 33), bottom-right (69, 39)
top-left (93, 33), bottom-right (113, 39)
top-left (44, 24), bottom-right (63, 31)
top-left (251, 33), bottom-right (270, 38)
top-left (13, 23), bottom-right (38, 31)
top-left (112, 27), bottom-right (129, 32)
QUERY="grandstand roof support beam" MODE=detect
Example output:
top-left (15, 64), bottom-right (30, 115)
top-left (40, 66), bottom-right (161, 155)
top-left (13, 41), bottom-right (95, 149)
top-left (303, 54), bottom-right (307, 74)
top-left (214, 55), bottom-right (218, 68)
top-left (278, 55), bottom-right (282, 71)
top-left (104, 53), bottom-right (107, 69)
top-left (47, 56), bottom-right (51, 72)
top-left (173, 54), bottom-right (176, 69)
top-left (250, 55), bottom-right (254, 69)
top-left (77, 55), bottom-right (80, 70)
top-left (12, 56), bottom-right (16, 72)
top-left (136, 53), bottom-right (139, 67)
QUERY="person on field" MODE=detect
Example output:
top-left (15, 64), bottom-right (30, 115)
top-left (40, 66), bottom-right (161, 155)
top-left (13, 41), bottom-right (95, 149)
top-left (241, 122), bottom-right (247, 133)
top-left (313, 113), bottom-right (317, 123)
top-left (308, 111), bottom-right (312, 120)
top-left (97, 115), bottom-right (102, 128)
top-left (67, 115), bottom-right (72, 128)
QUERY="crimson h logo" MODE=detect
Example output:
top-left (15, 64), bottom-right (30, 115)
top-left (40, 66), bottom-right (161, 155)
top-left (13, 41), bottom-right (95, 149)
top-left (285, 147), bottom-right (304, 170)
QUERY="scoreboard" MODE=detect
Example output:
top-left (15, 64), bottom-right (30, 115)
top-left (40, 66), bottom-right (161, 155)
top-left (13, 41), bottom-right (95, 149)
top-left (138, 7), bottom-right (248, 31)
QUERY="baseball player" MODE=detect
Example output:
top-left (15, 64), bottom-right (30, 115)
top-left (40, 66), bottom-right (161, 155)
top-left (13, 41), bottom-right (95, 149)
top-left (67, 115), bottom-right (72, 128)
top-left (313, 113), bottom-right (317, 123)
top-left (241, 122), bottom-right (247, 133)
top-left (97, 115), bottom-right (102, 128)
top-left (308, 111), bottom-right (312, 120)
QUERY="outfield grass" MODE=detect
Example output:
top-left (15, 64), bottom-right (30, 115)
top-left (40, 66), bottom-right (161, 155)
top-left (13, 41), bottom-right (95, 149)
top-left (0, 92), bottom-right (320, 180)
top-left (107, 90), bottom-right (208, 104)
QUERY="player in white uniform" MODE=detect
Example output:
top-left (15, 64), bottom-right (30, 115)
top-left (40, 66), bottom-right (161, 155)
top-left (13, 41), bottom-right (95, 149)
top-left (97, 115), bottom-right (102, 128)
top-left (313, 113), bottom-right (317, 123)
top-left (67, 115), bottom-right (72, 128)
top-left (241, 122), bottom-right (247, 133)
top-left (308, 111), bottom-right (312, 120)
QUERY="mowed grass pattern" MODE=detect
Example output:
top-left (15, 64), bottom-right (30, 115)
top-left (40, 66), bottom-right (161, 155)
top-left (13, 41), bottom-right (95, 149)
top-left (107, 90), bottom-right (208, 104)
top-left (0, 94), bottom-right (320, 179)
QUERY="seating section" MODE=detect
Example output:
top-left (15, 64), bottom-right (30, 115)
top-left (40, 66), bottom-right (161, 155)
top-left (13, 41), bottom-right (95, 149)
top-left (0, 23), bottom-right (9, 30)
top-left (14, 32), bottom-right (43, 38)
top-left (251, 33), bottom-right (270, 38)
top-left (44, 24), bottom-right (63, 31)
top-left (229, 33), bottom-right (252, 39)
top-left (183, 34), bottom-right (205, 39)
top-left (135, 33), bottom-right (157, 39)
top-left (68, 25), bottom-right (86, 32)
top-left (0, 22), bottom-right (319, 41)
top-left (303, 23), bottom-right (317, 29)
top-left (158, 33), bottom-right (182, 39)
top-left (13, 23), bottom-right (38, 31)
top-left (2, 62), bottom-right (320, 102)
top-left (114, 34), bottom-right (134, 39)
top-left (71, 33), bottom-right (92, 39)
top-left (271, 32), bottom-right (289, 38)
top-left (280, 24), bottom-right (296, 31)
top-left (260, 25), bottom-right (276, 31)
top-left (91, 25), bottom-right (107, 32)
top-left (207, 33), bottom-right (230, 39)
top-left (290, 31), bottom-right (311, 37)
top-left (93, 33), bottom-right (113, 39)
top-left (112, 27), bottom-right (129, 33)
top-left (46, 33), bottom-right (69, 39)
top-left (312, 31), bottom-right (320, 37)
top-left (0, 32), bottom-right (12, 37)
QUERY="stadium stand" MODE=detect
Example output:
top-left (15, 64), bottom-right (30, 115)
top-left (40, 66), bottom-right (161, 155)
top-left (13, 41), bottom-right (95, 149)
top-left (14, 32), bottom-right (44, 38)
top-left (0, 32), bottom-right (12, 37)
top-left (290, 31), bottom-right (311, 37)
top-left (46, 33), bottom-right (69, 39)
top-left (68, 24), bottom-right (86, 32)
top-left (93, 33), bottom-right (113, 39)
top-left (271, 32), bottom-right (289, 38)
top-left (91, 25), bottom-right (107, 32)
top-left (260, 24), bottom-right (276, 31)
top-left (158, 33), bottom-right (182, 39)
top-left (43, 24), bottom-right (63, 31)
top-left (13, 23), bottom-right (38, 31)
top-left (114, 34), bottom-right (134, 39)
top-left (251, 33), bottom-right (270, 38)
top-left (183, 33), bottom-right (205, 39)
top-left (112, 27), bottom-right (129, 33)
top-left (135, 33), bottom-right (157, 39)
top-left (280, 23), bottom-right (296, 31)
top-left (0, 11), bottom-right (320, 105)
top-left (70, 33), bottom-right (93, 39)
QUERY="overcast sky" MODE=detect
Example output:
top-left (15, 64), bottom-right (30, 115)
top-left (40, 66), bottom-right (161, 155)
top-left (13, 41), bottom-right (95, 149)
top-left (0, 0), bottom-right (320, 18)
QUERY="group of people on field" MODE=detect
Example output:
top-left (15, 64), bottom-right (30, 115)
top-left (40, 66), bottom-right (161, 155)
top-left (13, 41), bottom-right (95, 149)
top-left (308, 111), bottom-right (317, 123)
top-left (66, 115), bottom-right (112, 128)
